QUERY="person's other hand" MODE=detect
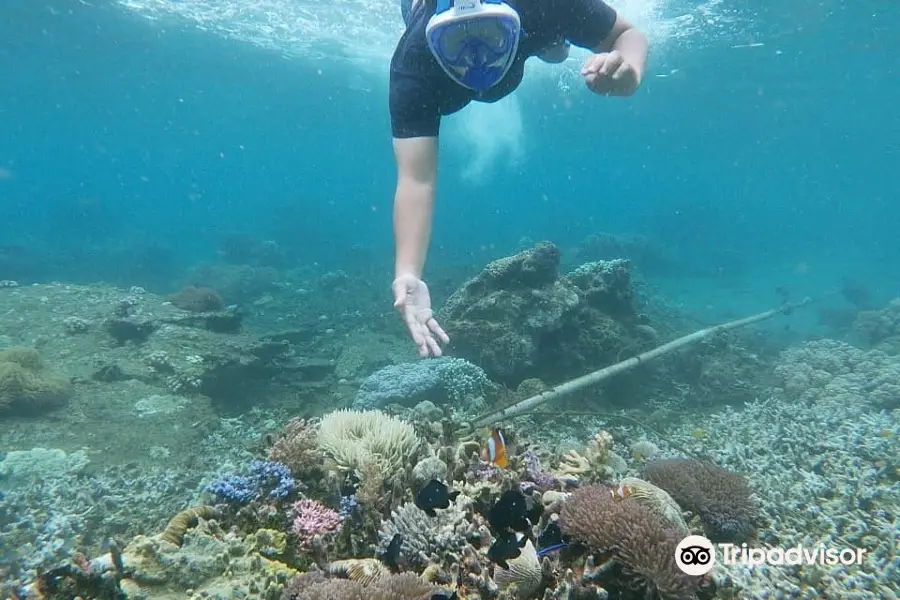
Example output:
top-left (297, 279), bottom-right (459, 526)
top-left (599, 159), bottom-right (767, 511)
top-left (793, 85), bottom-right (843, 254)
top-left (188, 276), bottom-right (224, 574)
top-left (392, 274), bottom-right (450, 358)
top-left (581, 50), bottom-right (641, 96)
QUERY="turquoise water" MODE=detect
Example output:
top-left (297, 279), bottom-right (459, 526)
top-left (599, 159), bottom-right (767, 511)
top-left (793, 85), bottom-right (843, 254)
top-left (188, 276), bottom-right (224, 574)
top-left (3, 0), bottom-right (897, 306)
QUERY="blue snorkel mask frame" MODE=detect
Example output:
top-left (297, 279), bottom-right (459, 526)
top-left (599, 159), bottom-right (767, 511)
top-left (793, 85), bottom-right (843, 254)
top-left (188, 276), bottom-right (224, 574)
top-left (425, 0), bottom-right (522, 93)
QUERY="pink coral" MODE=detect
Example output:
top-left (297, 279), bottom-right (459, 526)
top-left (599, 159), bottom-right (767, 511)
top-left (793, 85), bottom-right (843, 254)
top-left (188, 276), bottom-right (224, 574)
top-left (290, 499), bottom-right (341, 545)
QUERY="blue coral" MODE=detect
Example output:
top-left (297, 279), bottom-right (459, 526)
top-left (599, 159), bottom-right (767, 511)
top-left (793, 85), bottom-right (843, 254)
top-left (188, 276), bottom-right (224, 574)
top-left (354, 357), bottom-right (492, 409)
top-left (207, 459), bottom-right (296, 504)
top-left (207, 474), bottom-right (258, 504)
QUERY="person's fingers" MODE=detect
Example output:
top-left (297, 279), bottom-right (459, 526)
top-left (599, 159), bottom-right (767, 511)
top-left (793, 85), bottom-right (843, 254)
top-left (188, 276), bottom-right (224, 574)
top-left (424, 334), bottom-right (443, 357)
top-left (403, 310), bottom-right (425, 344)
top-left (392, 280), bottom-right (408, 307)
top-left (609, 60), bottom-right (631, 81)
top-left (598, 51), bottom-right (622, 76)
top-left (427, 317), bottom-right (450, 344)
top-left (581, 53), bottom-right (607, 75)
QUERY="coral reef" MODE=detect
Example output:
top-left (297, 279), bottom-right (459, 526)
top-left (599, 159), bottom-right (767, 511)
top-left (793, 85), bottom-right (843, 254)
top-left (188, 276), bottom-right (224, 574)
top-left (559, 485), bottom-right (700, 599)
top-left (437, 242), bottom-right (639, 385)
top-left (775, 338), bottom-right (900, 410)
top-left (852, 297), bottom-right (900, 352)
top-left (376, 495), bottom-right (478, 569)
top-left (316, 409), bottom-right (422, 482)
top-left (5, 263), bottom-right (900, 600)
top-left (354, 357), bottom-right (494, 416)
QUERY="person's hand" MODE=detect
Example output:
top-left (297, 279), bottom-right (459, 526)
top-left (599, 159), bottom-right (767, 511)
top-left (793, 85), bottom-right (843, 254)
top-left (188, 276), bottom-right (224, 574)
top-left (581, 50), bottom-right (641, 97)
top-left (392, 274), bottom-right (450, 358)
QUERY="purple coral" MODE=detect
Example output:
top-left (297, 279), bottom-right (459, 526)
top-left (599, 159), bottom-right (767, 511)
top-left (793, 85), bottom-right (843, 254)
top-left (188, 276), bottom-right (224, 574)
top-left (290, 499), bottom-right (341, 545)
top-left (522, 449), bottom-right (558, 490)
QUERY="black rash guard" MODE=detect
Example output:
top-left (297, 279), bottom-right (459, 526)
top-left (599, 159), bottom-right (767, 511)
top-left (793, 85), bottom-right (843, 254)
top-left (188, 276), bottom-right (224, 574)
top-left (389, 0), bottom-right (618, 139)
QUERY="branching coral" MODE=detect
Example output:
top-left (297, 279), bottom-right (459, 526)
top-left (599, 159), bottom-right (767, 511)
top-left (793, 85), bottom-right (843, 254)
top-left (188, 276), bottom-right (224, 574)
top-left (377, 496), bottom-right (476, 568)
top-left (551, 430), bottom-right (626, 483)
top-left (317, 409), bottom-right (422, 481)
top-left (290, 499), bottom-right (341, 547)
top-left (558, 485), bottom-right (699, 600)
top-left (644, 458), bottom-right (757, 542)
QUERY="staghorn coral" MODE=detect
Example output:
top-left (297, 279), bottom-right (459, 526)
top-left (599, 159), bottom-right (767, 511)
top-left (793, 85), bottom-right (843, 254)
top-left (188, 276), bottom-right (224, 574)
top-left (317, 409), bottom-right (422, 481)
top-left (558, 485), bottom-right (699, 600)
top-left (160, 505), bottom-right (220, 546)
top-left (644, 458), bottom-right (756, 542)
top-left (377, 495), bottom-right (476, 569)
top-left (0, 347), bottom-right (73, 414)
top-left (774, 338), bottom-right (900, 410)
top-left (280, 571), bottom-right (443, 600)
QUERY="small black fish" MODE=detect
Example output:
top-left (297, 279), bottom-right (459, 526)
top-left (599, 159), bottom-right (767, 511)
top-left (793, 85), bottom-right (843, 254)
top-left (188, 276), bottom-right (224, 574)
top-left (430, 592), bottom-right (458, 600)
top-left (524, 493), bottom-right (544, 526)
top-left (487, 489), bottom-right (530, 535)
top-left (378, 533), bottom-right (403, 572)
top-left (538, 521), bottom-right (563, 549)
top-left (415, 479), bottom-right (460, 517)
top-left (341, 472), bottom-right (360, 496)
top-left (487, 532), bottom-right (528, 570)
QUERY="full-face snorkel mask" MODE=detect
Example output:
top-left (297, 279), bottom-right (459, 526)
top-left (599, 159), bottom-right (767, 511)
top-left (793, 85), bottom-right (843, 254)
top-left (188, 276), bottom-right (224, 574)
top-left (425, 0), bottom-right (522, 93)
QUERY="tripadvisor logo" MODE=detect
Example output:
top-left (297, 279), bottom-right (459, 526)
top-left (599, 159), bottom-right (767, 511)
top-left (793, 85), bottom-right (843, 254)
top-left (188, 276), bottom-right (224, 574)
top-left (675, 535), bottom-right (867, 576)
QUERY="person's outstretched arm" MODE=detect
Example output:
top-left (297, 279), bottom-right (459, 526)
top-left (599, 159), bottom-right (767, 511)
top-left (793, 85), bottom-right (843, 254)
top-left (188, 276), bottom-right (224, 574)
top-left (393, 136), bottom-right (437, 280)
top-left (388, 31), bottom-right (450, 357)
top-left (391, 136), bottom-right (450, 358)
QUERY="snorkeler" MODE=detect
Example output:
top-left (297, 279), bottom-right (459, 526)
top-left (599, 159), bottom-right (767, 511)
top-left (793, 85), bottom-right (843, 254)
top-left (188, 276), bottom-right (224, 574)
top-left (389, 0), bottom-right (649, 358)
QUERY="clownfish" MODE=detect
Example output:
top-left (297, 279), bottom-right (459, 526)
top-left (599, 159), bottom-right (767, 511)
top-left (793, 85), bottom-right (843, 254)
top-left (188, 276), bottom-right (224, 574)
top-left (481, 427), bottom-right (509, 469)
top-left (610, 482), bottom-right (634, 501)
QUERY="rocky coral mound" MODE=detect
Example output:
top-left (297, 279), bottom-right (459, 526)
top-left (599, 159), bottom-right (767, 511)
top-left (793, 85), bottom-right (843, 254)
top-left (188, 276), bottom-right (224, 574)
top-left (437, 242), bottom-right (640, 385)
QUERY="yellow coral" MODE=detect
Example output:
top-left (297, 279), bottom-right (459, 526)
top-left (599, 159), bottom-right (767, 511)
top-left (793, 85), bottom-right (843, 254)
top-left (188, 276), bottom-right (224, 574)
top-left (554, 450), bottom-right (591, 477)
